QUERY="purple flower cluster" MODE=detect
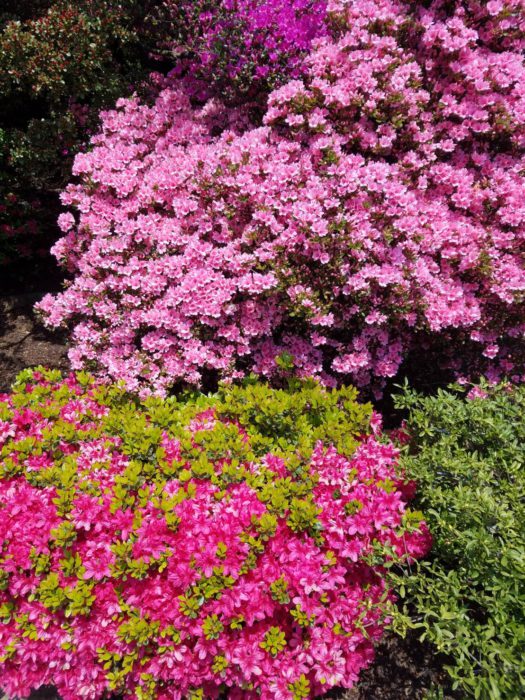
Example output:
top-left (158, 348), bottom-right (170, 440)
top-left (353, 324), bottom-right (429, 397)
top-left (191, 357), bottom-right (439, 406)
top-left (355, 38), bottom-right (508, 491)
top-left (160, 0), bottom-right (327, 98)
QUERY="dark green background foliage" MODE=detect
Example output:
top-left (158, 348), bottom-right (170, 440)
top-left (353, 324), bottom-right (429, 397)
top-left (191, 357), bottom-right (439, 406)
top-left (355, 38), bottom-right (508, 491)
top-left (0, 0), bottom-right (161, 289)
top-left (391, 383), bottom-right (525, 699)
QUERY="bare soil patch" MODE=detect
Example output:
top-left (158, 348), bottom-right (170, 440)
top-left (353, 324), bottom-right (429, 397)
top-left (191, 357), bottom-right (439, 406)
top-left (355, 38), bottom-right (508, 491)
top-left (0, 293), bottom-right (69, 391)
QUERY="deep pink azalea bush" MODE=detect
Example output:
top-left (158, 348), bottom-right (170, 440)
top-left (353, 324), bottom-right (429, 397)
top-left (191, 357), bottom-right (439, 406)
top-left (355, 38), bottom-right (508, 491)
top-left (38, 0), bottom-right (525, 395)
top-left (152, 0), bottom-right (327, 100)
top-left (0, 368), bottom-right (429, 699)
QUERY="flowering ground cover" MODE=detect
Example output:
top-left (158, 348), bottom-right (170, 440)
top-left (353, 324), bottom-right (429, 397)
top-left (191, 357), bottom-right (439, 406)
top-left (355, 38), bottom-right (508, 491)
top-left (0, 370), bottom-right (429, 699)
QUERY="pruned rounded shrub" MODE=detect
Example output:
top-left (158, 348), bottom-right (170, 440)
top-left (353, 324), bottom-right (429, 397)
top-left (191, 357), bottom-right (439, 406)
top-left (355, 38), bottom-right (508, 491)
top-left (391, 381), bottom-right (525, 698)
top-left (39, 0), bottom-right (525, 395)
top-left (0, 368), bottom-right (429, 699)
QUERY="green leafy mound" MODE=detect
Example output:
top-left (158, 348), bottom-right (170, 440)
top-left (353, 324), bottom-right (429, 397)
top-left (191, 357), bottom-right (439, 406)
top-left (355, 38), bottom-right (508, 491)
top-left (393, 382), bottom-right (525, 699)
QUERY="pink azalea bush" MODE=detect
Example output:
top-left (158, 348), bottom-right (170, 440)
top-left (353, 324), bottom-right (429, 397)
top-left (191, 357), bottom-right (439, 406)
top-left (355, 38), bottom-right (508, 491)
top-left (38, 0), bottom-right (525, 395)
top-left (0, 368), bottom-right (429, 699)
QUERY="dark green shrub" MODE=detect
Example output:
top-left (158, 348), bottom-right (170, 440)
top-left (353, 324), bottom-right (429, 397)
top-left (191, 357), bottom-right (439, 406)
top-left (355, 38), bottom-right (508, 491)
top-left (391, 382), bottom-right (525, 699)
top-left (0, 0), bottom-right (160, 290)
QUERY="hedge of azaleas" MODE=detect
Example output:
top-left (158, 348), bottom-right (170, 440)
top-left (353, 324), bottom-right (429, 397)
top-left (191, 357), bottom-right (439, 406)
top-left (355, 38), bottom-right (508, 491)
top-left (0, 369), bottom-right (429, 699)
top-left (38, 0), bottom-right (525, 396)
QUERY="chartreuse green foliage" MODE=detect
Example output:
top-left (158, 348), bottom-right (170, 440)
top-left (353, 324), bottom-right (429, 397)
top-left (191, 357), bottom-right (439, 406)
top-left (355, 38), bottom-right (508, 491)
top-left (391, 382), bottom-right (525, 700)
top-left (0, 368), bottom-right (429, 699)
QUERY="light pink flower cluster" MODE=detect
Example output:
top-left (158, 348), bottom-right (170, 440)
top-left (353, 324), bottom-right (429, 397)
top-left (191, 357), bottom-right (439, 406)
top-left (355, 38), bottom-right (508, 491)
top-left (38, 0), bottom-right (525, 394)
top-left (0, 370), bottom-right (429, 699)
